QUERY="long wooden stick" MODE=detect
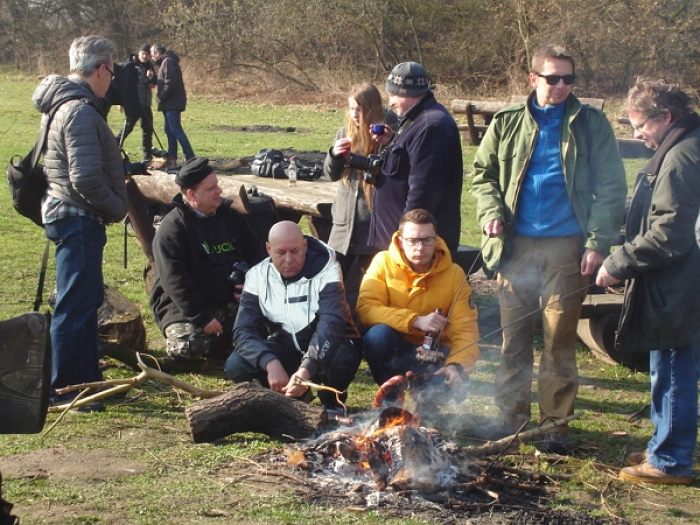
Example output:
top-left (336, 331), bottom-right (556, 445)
top-left (462, 412), bottom-right (584, 457)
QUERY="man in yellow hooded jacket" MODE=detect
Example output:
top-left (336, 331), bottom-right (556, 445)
top-left (356, 209), bottom-right (479, 406)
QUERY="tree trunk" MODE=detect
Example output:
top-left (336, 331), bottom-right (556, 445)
top-left (185, 382), bottom-right (327, 443)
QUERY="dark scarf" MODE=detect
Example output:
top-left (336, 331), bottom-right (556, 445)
top-left (626, 112), bottom-right (700, 240)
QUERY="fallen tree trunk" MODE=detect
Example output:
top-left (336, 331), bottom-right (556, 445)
top-left (185, 382), bottom-right (327, 443)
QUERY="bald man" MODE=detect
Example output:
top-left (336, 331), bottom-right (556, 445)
top-left (225, 222), bottom-right (361, 414)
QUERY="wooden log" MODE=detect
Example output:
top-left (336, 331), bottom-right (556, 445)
top-left (97, 285), bottom-right (147, 370)
top-left (185, 382), bottom-right (328, 443)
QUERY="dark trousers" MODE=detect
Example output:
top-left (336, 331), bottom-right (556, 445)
top-left (116, 106), bottom-right (154, 153)
top-left (224, 339), bottom-right (360, 409)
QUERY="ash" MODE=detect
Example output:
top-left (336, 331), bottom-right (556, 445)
top-left (263, 408), bottom-right (628, 525)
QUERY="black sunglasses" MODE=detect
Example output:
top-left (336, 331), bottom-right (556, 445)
top-left (536, 73), bottom-right (576, 85)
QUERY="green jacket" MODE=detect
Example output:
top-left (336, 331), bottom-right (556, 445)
top-left (472, 93), bottom-right (627, 272)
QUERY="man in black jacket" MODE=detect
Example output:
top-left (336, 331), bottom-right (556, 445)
top-left (597, 81), bottom-right (700, 485)
top-left (368, 62), bottom-right (463, 252)
top-left (151, 44), bottom-right (194, 168)
top-left (150, 157), bottom-right (266, 360)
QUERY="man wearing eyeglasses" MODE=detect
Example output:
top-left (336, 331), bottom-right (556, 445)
top-left (471, 44), bottom-right (627, 452)
top-left (32, 35), bottom-right (128, 411)
top-left (356, 209), bottom-right (479, 410)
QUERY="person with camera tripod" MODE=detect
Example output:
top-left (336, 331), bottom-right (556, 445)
top-left (150, 157), bottom-right (266, 360)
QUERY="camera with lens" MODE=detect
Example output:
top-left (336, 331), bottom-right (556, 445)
top-left (227, 261), bottom-right (250, 286)
top-left (123, 159), bottom-right (150, 176)
top-left (346, 152), bottom-right (383, 185)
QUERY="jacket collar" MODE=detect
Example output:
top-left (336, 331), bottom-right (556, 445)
top-left (642, 112), bottom-right (700, 177)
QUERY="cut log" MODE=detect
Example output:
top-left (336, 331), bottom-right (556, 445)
top-left (96, 285), bottom-right (147, 370)
top-left (185, 382), bottom-right (327, 443)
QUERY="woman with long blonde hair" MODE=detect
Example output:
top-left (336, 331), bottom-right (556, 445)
top-left (323, 83), bottom-right (398, 278)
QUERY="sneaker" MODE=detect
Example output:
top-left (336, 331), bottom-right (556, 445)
top-left (50, 397), bottom-right (105, 414)
top-left (541, 432), bottom-right (568, 455)
top-left (625, 451), bottom-right (649, 467)
top-left (619, 461), bottom-right (693, 485)
top-left (470, 419), bottom-right (517, 441)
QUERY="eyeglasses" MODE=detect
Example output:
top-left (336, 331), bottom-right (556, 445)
top-left (631, 116), bottom-right (654, 132)
top-left (104, 65), bottom-right (115, 80)
top-left (401, 236), bottom-right (436, 247)
top-left (536, 73), bottom-right (576, 85)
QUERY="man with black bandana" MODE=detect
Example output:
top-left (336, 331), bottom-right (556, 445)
top-left (150, 157), bottom-right (266, 360)
top-left (225, 221), bottom-right (361, 415)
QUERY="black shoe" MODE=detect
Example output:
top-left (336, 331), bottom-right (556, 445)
top-left (151, 147), bottom-right (168, 158)
top-left (540, 432), bottom-right (568, 455)
top-left (470, 419), bottom-right (517, 441)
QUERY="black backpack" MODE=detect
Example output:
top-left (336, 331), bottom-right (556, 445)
top-left (251, 149), bottom-right (289, 179)
top-left (6, 97), bottom-right (90, 227)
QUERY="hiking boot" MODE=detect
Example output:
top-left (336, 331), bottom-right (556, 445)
top-left (166, 157), bottom-right (178, 170)
top-left (625, 451), bottom-right (649, 467)
top-left (541, 432), bottom-right (568, 455)
top-left (470, 419), bottom-right (517, 441)
top-left (619, 461), bottom-right (693, 485)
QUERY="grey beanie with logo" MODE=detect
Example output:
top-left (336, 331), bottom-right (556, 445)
top-left (385, 62), bottom-right (431, 98)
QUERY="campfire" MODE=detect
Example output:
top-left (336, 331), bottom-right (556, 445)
top-left (288, 406), bottom-right (463, 493)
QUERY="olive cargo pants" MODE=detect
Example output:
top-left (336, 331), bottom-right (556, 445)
top-left (494, 235), bottom-right (588, 432)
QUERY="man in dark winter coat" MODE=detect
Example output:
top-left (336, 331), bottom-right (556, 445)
top-left (33, 35), bottom-right (128, 411)
top-left (368, 62), bottom-right (463, 253)
top-left (597, 80), bottom-right (700, 485)
top-left (116, 44), bottom-right (157, 159)
top-left (151, 44), bottom-right (194, 167)
top-left (150, 157), bottom-right (266, 360)
top-left (225, 221), bottom-right (361, 415)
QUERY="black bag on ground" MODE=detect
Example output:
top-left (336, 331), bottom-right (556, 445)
top-left (251, 149), bottom-right (288, 179)
top-left (245, 185), bottom-right (279, 241)
top-left (0, 312), bottom-right (52, 434)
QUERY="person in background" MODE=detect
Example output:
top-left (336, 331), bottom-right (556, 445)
top-left (225, 222), bottom-right (361, 417)
top-left (151, 44), bottom-right (194, 169)
top-left (356, 209), bottom-right (479, 410)
top-left (150, 157), bottom-right (266, 361)
top-left (597, 80), bottom-right (700, 485)
top-left (368, 62), bottom-right (464, 253)
top-left (33, 35), bottom-right (128, 412)
top-left (323, 83), bottom-right (398, 279)
top-left (115, 43), bottom-right (157, 160)
top-left (471, 44), bottom-right (627, 453)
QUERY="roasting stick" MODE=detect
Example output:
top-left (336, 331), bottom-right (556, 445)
top-left (291, 375), bottom-right (348, 415)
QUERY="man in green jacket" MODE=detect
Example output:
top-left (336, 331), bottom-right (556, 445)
top-left (471, 44), bottom-right (627, 453)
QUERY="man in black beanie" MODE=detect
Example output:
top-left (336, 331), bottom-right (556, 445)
top-left (150, 157), bottom-right (266, 360)
top-left (368, 62), bottom-right (463, 253)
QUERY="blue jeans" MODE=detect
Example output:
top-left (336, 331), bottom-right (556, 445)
top-left (163, 110), bottom-right (194, 160)
top-left (45, 216), bottom-right (106, 401)
top-left (646, 345), bottom-right (699, 477)
top-left (225, 339), bottom-right (360, 409)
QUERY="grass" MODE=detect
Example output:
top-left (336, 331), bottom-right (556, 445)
top-left (0, 70), bottom-right (698, 525)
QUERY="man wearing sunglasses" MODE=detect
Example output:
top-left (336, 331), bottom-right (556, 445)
top-left (471, 44), bottom-right (627, 452)
top-left (32, 35), bottom-right (128, 411)
top-left (357, 209), bottom-right (479, 412)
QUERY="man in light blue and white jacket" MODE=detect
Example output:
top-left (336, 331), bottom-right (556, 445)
top-left (225, 221), bottom-right (361, 414)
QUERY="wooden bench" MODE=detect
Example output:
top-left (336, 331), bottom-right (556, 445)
top-left (451, 95), bottom-right (604, 145)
